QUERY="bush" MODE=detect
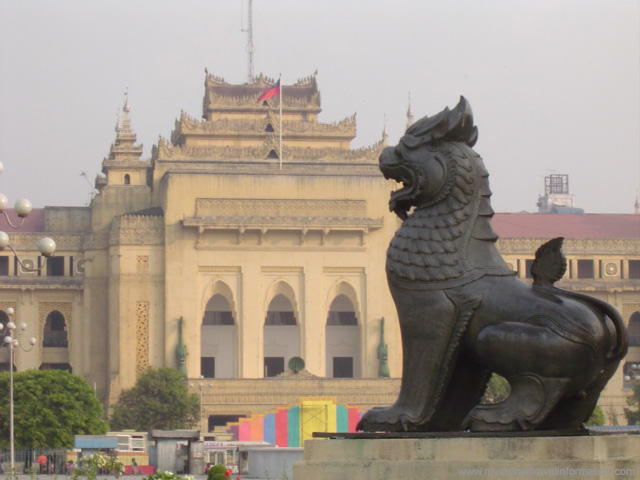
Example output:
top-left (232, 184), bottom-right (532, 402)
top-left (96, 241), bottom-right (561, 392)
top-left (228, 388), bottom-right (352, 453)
top-left (207, 464), bottom-right (230, 480)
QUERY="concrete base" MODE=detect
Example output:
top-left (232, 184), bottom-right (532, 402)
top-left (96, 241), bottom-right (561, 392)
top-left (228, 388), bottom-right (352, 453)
top-left (293, 434), bottom-right (639, 480)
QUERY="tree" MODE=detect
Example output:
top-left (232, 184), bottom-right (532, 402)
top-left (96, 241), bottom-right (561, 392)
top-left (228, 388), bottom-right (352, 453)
top-left (0, 369), bottom-right (108, 448)
top-left (585, 406), bottom-right (605, 426)
top-left (624, 380), bottom-right (640, 425)
top-left (110, 367), bottom-right (199, 430)
top-left (481, 373), bottom-right (511, 404)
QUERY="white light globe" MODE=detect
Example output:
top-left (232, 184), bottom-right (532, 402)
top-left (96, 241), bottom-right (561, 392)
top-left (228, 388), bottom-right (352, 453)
top-left (0, 161), bottom-right (4, 175)
top-left (5, 307), bottom-right (14, 315)
top-left (3, 336), bottom-right (11, 344)
top-left (0, 323), bottom-right (3, 330)
top-left (0, 231), bottom-right (8, 250)
top-left (0, 193), bottom-right (8, 212)
top-left (18, 322), bottom-right (27, 330)
top-left (12, 339), bottom-right (18, 347)
top-left (14, 198), bottom-right (32, 217)
top-left (29, 337), bottom-right (36, 345)
top-left (7, 321), bottom-right (16, 330)
top-left (38, 237), bottom-right (56, 257)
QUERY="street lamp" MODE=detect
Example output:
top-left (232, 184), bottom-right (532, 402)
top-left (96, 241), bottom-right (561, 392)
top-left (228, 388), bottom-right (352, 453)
top-left (0, 160), bottom-right (55, 473)
top-left (1, 307), bottom-right (37, 473)
top-left (190, 376), bottom-right (212, 433)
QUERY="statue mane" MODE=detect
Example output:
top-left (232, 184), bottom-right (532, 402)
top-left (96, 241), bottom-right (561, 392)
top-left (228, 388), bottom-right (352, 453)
top-left (399, 96), bottom-right (478, 152)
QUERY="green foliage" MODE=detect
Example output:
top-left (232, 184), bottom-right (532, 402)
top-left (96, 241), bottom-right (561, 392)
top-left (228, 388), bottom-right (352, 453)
top-left (207, 465), bottom-right (229, 480)
top-left (585, 406), bottom-right (605, 426)
top-left (73, 454), bottom-right (124, 480)
top-left (624, 380), bottom-right (640, 425)
top-left (145, 472), bottom-right (194, 480)
top-left (110, 367), bottom-right (199, 431)
top-left (481, 373), bottom-right (511, 404)
top-left (0, 369), bottom-right (107, 448)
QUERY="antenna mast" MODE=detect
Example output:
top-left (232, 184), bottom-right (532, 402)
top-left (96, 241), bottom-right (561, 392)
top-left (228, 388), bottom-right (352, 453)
top-left (242, 0), bottom-right (255, 82)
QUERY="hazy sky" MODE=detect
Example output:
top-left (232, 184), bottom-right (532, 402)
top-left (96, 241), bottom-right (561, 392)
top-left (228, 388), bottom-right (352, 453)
top-left (1, 0), bottom-right (638, 213)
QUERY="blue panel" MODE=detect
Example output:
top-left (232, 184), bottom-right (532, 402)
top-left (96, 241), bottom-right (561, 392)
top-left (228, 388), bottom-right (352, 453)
top-left (264, 413), bottom-right (276, 445)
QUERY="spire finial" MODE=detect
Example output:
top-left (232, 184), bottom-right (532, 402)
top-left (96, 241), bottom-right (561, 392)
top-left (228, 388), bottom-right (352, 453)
top-left (382, 114), bottom-right (389, 139)
top-left (406, 92), bottom-right (414, 129)
top-left (635, 191), bottom-right (639, 214)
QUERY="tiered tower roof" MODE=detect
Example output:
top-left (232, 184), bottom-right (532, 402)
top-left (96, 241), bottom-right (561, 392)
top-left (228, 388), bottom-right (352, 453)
top-left (152, 72), bottom-right (385, 167)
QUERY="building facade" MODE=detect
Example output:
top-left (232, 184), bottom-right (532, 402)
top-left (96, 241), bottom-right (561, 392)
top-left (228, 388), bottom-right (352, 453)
top-left (1, 73), bottom-right (638, 428)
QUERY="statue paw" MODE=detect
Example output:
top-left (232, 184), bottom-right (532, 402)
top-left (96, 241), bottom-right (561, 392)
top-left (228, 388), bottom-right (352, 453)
top-left (357, 406), bottom-right (414, 432)
top-left (462, 403), bottom-right (534, 432)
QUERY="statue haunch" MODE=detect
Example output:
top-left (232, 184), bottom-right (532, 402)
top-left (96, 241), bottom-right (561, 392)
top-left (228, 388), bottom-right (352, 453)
top-left (357, 98), bottom-right (628, 432)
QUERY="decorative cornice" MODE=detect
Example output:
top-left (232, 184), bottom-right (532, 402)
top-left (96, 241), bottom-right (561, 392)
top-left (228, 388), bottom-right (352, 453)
top-left (171, 111), bottom-right (356, 144)
top-left (323, 267), bottom-right (365, 274)
top-left (195, 198), bottom-right (368, 218)
top-left (261, 267), bottom-right (304, 273)
top-left (184, 216), bottom-right (383, 230)
top-left (198, 266), bottom-right (242, 273)
top-left (5, 233), bottom-right (84, 251)
top-left (497, 237), bottom-right (640, 255)
top-left (154, 136), bottom-right (385, 163)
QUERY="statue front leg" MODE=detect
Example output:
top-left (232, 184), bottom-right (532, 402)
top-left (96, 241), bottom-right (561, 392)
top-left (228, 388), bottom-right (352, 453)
top-left (358, 288), bottom-right (458, 432)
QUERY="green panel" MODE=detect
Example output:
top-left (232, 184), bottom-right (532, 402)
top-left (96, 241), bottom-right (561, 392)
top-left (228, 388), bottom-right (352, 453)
top-left (288, 405), bottom-right (300, 447)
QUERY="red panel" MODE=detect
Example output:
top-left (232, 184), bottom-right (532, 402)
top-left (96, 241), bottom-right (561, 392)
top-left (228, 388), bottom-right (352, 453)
top-left (275, 408), bottom-right (289, 447)
top-left (348, 408), bottom-right (362, 432)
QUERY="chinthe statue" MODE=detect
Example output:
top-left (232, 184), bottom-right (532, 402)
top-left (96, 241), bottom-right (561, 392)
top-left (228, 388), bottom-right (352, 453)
top-left (357, 97), bottom-right (628, 432)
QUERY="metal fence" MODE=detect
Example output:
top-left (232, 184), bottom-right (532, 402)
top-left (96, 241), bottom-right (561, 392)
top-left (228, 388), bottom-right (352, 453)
top-left (0, 448), bottom-right (71, 474)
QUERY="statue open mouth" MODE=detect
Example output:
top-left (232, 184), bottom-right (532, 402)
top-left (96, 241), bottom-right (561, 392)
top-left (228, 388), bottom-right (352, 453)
top-left (380, 150), bottom-right (419, 219)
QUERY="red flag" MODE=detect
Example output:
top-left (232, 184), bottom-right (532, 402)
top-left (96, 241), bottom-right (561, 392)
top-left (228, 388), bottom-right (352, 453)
top-left (257, 80), bottom-right (280, 102)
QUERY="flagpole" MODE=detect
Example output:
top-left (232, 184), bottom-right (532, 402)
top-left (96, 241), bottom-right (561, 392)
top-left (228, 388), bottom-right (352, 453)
top-left (279, 73), bottom-right (283, 170)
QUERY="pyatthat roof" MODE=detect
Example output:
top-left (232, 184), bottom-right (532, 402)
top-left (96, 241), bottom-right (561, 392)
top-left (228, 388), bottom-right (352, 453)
top-left (493, 213), bottom-right (640, 239)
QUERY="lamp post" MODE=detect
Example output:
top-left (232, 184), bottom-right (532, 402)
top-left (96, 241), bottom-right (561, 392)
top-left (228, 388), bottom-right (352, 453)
top-left (190, 376), bottom-right (212, 433)
top-left (0, 160), bottom-right (55, 472)
top-left (1, 308), bottom-right (36, 472)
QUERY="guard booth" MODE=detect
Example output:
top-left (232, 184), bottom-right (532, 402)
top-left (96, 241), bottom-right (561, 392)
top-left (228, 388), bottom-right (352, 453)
top-left (74, 435), bottom-right (119, 460)
top-left (148, 430), bottom-right (203, 474)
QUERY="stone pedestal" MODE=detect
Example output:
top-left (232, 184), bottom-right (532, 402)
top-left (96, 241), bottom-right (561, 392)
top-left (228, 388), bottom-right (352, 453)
top-left (293, 434), bottom-right (639, 480)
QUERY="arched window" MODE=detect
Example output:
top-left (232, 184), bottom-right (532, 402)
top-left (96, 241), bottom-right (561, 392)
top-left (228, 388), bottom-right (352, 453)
top-left (43, 310), bottom-right (68, 348)
top-left (265, 123), bottom-right (275, 132)
top-left (201, 292), bottom-right (237, 379)
top-left (124, 174), bottom-right (131, 185)
top-left (326, 293), bottom-right (360, 378)
top-left (264, 289), bottom-right (300, 377)
top-left (266, 149), bottom-right (279, 160)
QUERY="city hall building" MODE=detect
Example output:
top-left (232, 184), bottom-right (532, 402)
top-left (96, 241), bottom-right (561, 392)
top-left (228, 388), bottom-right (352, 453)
top-left (1, 73), bottom-right (638, 431)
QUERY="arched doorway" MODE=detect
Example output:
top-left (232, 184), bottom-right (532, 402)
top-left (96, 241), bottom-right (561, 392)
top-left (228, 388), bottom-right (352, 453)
top-left (326, 293), bottom-right (360, 378)
top-left (43, 310), bottom-right (68, 347)
top-left (41, 310), bottom-right (71, 372)
top-left (201, 290), bottom-right (237, 379)
top-left (264, 286), bottom-right (300, 377)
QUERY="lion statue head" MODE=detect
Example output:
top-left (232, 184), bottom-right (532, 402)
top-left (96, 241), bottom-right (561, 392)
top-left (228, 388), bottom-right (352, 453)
top-left (380, 96), bottom-right (478, 220)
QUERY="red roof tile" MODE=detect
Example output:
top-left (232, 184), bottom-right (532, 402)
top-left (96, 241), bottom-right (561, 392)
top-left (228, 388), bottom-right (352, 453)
top-left (493, 213), bottom-right (640, 239)
top-left (0, 208), bottom-right (45, 233)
